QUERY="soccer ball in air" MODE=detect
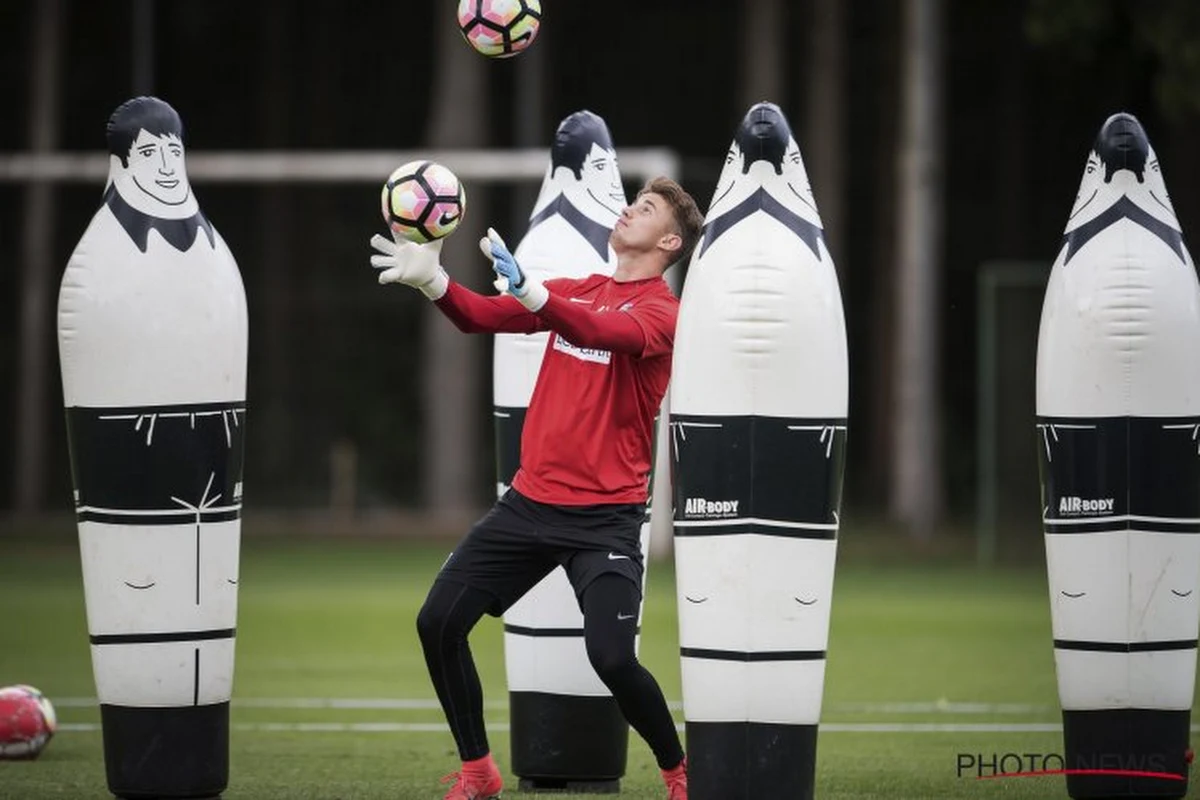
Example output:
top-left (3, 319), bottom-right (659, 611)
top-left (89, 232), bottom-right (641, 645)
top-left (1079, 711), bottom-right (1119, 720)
top-left (380, 160), bottom-right (466, 244)
top-left (457, 0), bottom-right (542, 59)
top-left (0, 684), bottom-right (57, 760)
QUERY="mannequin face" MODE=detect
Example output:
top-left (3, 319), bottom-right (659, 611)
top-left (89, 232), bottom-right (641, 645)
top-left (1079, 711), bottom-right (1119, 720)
top-left (1068, 148), bottom-right (1178, 228)
top-left (122, 129), bottom-right (191, 207)
top-left (708, 136), bottom-right (820, 228)
top-left (560, 141), bottom-right (624, 221)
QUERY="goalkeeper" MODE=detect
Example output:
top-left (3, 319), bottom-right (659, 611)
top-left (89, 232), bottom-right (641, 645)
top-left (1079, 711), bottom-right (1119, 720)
top-left (371, 176), bottom-right (703, 800)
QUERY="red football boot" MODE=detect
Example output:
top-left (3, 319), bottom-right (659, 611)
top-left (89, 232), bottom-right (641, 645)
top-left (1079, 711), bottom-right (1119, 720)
top-left (439, 753), bottom-right (503, 799)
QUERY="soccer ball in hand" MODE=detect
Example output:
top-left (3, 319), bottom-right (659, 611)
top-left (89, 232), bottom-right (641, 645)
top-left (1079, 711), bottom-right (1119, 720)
top-left (457, 0), bottom-right (542, 59)
top-left (0, 684), bottom-right (57, 760)
top-left (381, 160), bottom-right (466, 245)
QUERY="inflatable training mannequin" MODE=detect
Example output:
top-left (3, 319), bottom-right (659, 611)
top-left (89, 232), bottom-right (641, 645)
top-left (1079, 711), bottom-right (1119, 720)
top-left (1036, 112), bottom-right (1199, 799)
top-left (669, 101), bottom-right (848, 800)
top-left (57, 96), bottom-right (248, 799)
top-left (495, 109), bottom-right (647, 792)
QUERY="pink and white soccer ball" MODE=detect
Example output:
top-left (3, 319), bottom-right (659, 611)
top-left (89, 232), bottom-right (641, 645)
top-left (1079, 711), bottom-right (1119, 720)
top-left (0, 684), bottom-right (57, 760)
top-left (457, 0), bottom-right (542, 58)
top-left (381, 160), bottom-right (467, 244)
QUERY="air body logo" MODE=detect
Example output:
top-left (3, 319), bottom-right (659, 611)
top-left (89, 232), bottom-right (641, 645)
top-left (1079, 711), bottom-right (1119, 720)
top-left (553, 335), bottom-right (611, 365)
top-left (684, 497), bottom-right (740, 518)
top-left (1059, 496), bottom-right (1115, 515)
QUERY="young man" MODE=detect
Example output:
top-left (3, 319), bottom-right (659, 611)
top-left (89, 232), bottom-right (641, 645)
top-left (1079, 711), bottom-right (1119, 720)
top-left (370, 177), bottom-right (704, 800)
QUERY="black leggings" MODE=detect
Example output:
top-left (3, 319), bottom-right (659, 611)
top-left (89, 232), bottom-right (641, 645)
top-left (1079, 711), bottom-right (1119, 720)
top-left (416, 574), bottom-right (684, 769)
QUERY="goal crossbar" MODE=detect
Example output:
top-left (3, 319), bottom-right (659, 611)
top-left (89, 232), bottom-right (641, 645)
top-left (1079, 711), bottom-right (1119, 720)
top-left (0, 148), bottom-right (680, 184)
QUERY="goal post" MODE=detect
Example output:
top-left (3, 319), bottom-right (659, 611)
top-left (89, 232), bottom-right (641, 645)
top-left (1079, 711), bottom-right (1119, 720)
top-left (975, 260), bottom-right (1050, 565)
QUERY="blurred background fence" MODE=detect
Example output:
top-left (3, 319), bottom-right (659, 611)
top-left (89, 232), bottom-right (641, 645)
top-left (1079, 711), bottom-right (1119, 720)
top-left (3, 0), bottom-right (1200, 562)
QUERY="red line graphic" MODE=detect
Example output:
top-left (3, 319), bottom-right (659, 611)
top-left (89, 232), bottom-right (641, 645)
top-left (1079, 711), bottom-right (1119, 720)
top-left (977, 769), bottom-right (1185, 781)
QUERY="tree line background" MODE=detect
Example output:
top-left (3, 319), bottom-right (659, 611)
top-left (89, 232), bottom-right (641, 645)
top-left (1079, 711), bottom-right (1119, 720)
top-left (3, 0), bottom-right (1200, 554)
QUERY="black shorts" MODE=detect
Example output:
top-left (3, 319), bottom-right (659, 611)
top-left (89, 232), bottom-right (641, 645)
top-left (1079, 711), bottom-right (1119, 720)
top-left (434, 488), bottom-right (647, 616)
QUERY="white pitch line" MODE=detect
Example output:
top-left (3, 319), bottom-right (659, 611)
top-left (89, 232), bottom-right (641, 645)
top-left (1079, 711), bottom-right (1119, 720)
top-left (228, 698), bottom-right (451, 710)
top-left (53, 722), bottom-right (1200, 734)
top-left (50, 698), bottom-right (1054, 714)
top-left (820, 723), bottom-right (1065, 733)
top-left (52, 697), bottom-right (505, 711)
top-left (833, 701), bottom-right (1051, 714)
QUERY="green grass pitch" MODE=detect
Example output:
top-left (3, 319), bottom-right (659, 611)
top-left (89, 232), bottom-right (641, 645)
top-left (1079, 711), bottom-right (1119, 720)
top-left (1, 529), bottom-right (1195, 799)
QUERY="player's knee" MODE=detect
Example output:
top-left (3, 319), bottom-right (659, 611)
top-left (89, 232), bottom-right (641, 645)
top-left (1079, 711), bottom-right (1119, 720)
top-left (416, 595), bottom-right (451, 649)
top-left (586, 641), bottom-right (637, 683)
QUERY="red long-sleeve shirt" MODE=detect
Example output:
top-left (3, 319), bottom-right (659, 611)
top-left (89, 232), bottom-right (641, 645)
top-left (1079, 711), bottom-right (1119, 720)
top-left (435, 274), bottom-right (678, 505)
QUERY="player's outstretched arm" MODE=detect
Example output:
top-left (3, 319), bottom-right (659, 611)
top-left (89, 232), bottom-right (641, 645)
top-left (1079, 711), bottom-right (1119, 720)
top-left (479, 227), bottom-right (651, 355)
top-left (370, 232), bottom-right (541, 335)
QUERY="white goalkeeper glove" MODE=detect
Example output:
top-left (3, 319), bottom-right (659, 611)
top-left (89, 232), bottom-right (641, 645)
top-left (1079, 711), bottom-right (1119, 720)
top-left (369, 234), bottom-right (449, 300)
top-left (479, 227), bottom-right (548, 312)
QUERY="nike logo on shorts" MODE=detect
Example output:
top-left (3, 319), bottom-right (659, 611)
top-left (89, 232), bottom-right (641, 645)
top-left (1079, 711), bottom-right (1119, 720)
top-left (606, 552), bottom-right (630, 561)
top-left (617, 612), bottom-right (636, 621)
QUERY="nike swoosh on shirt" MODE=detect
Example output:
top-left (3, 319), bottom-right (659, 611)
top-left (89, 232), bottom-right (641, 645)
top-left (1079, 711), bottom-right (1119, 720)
top-left (607, 552), bottom-right (630, 561)
top-left (568, 297), bottom-right (593, 303)
top-left (617, 612), bottom-right (636, 621)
